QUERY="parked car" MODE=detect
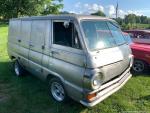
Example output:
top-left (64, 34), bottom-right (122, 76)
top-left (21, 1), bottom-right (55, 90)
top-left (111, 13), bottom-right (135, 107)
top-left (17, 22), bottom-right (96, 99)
top-left (8, 15), bottom-right (133, 107)
top-left (124, 30), bottom-right (150, 44)
top-left (123, 32), bottom-right (150, 73)
top-left (131, 43), bottom-right (150, 73)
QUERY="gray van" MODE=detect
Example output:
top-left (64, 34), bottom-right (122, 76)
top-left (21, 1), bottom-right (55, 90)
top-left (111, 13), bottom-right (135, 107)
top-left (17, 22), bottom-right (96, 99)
top-left (7, 15), bottom-right (133, 107)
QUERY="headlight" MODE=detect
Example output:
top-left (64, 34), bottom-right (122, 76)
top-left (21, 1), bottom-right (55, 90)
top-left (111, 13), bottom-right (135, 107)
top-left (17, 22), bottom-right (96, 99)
top-left (91, 72), bottom-right (103, 90)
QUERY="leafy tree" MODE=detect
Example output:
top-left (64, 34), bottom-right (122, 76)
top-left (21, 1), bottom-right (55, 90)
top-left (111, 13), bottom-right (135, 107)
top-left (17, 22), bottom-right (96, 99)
top-left (140, 15), bottom-right (148, 24)
top-left (136, 16), bottom-right (141, 23)
top-left (115, 14), bottom-right (150, 30)
top-left (124, 14), bottom-right (136, 25)
top-left (0, 0), bottom-right (63, 20)
top-left (147, 18), bottom-right (150, 24)
top-left (42, 0), bottom-right (63, 15)
top-left (60, 11), bottom-right (70, 14)
top-left (115, 17), bottom-right (124, 25)
top-left (91, 10), bottom-right (106, 17)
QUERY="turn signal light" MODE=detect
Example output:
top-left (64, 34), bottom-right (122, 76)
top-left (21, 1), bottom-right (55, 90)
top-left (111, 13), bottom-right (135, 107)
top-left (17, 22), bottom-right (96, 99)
top-left (86, 93), bottom-right (97, 101)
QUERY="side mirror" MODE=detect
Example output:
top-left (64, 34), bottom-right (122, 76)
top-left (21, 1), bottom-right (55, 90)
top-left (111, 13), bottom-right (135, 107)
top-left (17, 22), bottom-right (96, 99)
top-left (63, 21), bottom-right (70, 28)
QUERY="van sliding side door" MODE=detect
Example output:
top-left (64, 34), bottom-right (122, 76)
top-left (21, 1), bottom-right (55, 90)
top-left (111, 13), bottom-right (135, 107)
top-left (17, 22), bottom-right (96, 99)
top-left (18, 20), bottom-right (32, 68)
top-left (28, 20), bottom-right (48, 79)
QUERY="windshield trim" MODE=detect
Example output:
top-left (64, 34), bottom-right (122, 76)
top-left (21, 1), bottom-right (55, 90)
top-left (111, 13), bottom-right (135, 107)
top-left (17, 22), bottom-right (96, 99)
top-left (90, 42), bottom-right (126, 51)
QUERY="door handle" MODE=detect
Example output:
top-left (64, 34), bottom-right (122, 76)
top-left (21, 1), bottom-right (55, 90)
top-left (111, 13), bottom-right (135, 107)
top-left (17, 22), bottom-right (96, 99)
top-left (42, 45), bottom-right (45, 50)
top-left (51, 51), bottom-right (60, 55)
top-left (29, 44), bottom-right (34, 47)
top-left (18, 39), bottom-right (21, 42)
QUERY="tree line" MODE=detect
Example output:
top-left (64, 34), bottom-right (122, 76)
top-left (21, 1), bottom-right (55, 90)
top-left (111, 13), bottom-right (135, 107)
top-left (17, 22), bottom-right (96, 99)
top-left (0, 0), bottom-right (63, 20)
top-left (115, 14), bottom-right (150, 30)
top-left (88, 10), bottom-right (150, 30)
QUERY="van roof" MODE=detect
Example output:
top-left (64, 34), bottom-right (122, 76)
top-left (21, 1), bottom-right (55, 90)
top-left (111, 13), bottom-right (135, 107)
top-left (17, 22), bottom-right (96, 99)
top-left (10, 14), bottom-right (113, 21)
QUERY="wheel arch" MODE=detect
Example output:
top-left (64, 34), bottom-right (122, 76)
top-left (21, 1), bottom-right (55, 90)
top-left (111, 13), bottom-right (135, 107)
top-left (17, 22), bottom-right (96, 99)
top-left (46, 73), bottom-right (65, 85)
top-left (134, 58), bottom-right (149, 66)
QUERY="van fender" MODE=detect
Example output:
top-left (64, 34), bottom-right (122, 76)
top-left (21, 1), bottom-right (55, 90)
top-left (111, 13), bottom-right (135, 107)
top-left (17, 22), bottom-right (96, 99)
top-left (44, 68), bottom-right (83, 93)
top-left (44, 68), bottom-right (65, 84)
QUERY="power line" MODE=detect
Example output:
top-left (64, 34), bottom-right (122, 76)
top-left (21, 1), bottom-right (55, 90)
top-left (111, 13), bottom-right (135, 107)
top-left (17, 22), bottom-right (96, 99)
top-left (116, 1), bottom-right (119, 18)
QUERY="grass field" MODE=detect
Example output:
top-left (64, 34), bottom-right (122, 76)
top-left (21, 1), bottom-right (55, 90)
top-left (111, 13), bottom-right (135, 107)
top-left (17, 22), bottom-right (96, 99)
top-left (0, 24), bottom-right (150, 113)
top-left (136, 24), bottom-right (150, 29)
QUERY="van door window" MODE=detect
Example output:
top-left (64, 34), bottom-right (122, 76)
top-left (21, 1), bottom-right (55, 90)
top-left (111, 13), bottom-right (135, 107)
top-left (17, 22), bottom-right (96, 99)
top-left (53, 21), bottom-right (81, 49)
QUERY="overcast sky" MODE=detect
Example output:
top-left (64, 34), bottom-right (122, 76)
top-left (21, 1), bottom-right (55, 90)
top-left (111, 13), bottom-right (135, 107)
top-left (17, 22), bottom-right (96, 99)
top-left (62, 0), bottom-right (150, 18)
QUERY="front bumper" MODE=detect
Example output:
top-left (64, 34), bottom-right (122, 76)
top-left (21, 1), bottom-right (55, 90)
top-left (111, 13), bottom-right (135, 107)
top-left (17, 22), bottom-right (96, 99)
top-left (80, 68), bottom-right (132, 107)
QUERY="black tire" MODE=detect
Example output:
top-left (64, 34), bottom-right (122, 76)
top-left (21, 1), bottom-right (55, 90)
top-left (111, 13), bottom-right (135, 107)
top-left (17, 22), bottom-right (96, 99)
top-left (132, 59), bottom-right (148, 74)
top-left (13, 60), bottom-right (25, 77)
top-left (48, 77), bottom-right (68, 103)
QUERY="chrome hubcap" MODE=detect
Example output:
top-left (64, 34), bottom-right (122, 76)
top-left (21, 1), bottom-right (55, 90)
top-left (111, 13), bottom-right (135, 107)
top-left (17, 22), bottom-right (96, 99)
top-left (133, 60), bottom-right (144, 72)
top-left (51, 82), bottom-right (65, 101)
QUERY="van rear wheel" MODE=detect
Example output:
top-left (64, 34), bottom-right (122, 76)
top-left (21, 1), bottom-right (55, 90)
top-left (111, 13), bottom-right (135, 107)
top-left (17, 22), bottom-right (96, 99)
top-left (13, 60), bottom-right (25, 77)
top-left (48, 77), bottom-right (68, 103)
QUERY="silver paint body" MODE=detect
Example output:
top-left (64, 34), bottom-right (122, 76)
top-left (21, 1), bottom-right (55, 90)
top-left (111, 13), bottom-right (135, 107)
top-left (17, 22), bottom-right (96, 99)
top-left (7, 15), bottom-right (133, 107)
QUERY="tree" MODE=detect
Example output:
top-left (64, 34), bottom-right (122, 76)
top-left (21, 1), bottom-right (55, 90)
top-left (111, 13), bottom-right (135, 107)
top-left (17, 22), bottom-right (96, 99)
top-left (42, 1), bottom-right (63, 15)
top-left (60, 11), bottom-right (70, 14)
top-left (91, 10), bottom-right (106, 17)
top-left (0, 0), bottom-right (63, 20)
top-left (60, 11), bottom-right (76, 14)
top-left (148, 18), bottom-right (150, 24)
top-left (140, 15), bottom-right (148, 24)
top-left (124, 14), bottom-right (137, 28)
top-left (115, 14), bottom-right (150, 30)
top-left (136, 16), bottom-right (141, 23)
top-left (115, 17), bottom-right (124, 25)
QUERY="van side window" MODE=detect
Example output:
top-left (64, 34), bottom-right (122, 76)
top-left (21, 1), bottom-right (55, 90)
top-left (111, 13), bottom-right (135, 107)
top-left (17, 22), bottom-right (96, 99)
top-left (53, 21), bottom-right (81, 49)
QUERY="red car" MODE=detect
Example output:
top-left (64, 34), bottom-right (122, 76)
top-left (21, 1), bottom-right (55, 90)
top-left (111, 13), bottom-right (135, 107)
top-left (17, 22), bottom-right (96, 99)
top-left (124, 32), bottom-right (150, 73)
top-left (124, 30), bottom-right (150, 45)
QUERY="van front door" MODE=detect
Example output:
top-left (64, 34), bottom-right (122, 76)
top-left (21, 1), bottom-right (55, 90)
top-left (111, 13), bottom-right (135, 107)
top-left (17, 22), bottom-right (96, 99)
top-left (50, 20), bottom-right (86, 97)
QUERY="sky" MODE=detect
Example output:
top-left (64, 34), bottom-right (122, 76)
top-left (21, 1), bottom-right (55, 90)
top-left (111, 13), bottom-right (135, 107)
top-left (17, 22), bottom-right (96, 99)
top-left (62, 0), bottom-right (150, 18)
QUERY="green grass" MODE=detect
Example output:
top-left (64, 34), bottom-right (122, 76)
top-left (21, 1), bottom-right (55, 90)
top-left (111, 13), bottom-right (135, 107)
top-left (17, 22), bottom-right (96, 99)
top-left (135, 24), bottom-right (150, 29)
top-left (0, 24), bottom-right (150, 113)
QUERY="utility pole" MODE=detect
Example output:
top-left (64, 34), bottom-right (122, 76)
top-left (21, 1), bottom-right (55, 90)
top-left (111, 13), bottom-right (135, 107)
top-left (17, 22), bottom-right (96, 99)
top-left (116, 1), bottom-right (118, 18)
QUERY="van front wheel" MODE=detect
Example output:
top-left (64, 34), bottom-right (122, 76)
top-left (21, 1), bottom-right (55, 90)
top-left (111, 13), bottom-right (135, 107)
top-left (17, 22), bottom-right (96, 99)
top-left (48, 78), bottom-right (68, 103)
top-left (13, 60), bottom-right (25, 77)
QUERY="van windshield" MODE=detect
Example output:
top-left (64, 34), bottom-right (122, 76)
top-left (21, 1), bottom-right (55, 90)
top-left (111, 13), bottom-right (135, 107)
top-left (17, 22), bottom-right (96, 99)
top-left (81, 20), bottom-right (125, 50)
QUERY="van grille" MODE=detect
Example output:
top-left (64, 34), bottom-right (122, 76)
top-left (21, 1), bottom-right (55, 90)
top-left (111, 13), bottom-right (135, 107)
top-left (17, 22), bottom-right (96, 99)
top-left (100, 58), bottom-right (130, 83)
top-left (102, 64), bottom-right (130, 85)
